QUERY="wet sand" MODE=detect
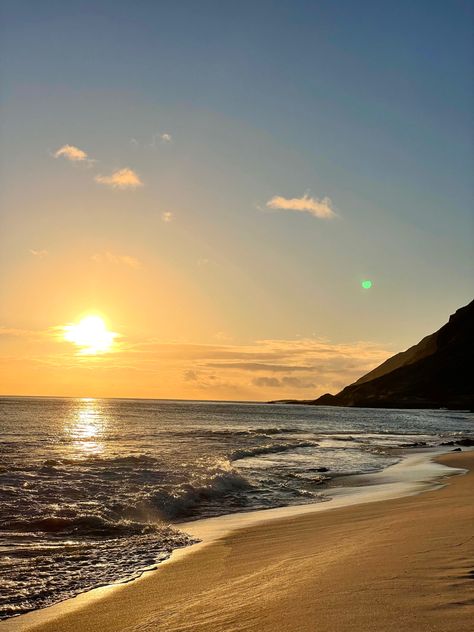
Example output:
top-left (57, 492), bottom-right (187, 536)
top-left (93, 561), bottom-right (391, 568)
top-left (5, 451), bottom-right (474, 632)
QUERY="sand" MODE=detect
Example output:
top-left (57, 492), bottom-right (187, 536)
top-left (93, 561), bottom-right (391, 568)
top-left (5, 451), bottom-right (473, 632)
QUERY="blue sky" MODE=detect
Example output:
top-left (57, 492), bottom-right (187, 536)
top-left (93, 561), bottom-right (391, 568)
top-left (0, 1), bottom-right (473, 398)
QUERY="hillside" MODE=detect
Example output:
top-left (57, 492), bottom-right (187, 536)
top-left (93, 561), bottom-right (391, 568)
top-left (279, 300), bottom-right (474, 410)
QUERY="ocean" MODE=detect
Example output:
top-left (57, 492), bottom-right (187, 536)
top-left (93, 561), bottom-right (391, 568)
top-left (0, 396), bottom-right (472, 620)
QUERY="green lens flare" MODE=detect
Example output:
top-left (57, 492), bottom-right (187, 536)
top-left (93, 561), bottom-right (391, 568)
top-left (361, 280), bottom-right (372, 289)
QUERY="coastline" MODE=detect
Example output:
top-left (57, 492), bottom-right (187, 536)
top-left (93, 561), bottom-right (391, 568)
top-left (3, 448), bottom-right (472, 632)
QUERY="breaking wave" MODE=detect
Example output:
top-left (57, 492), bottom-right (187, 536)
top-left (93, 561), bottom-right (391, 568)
top-left (230, 440), bottom-right (318, 461)
top-left (148, 461), bottom-right (253, 520)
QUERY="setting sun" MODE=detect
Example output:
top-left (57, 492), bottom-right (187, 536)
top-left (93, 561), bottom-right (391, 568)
top-left (63, 315), bottom-right (117, 355)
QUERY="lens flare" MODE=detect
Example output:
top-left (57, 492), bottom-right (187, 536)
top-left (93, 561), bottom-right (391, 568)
top-left (63, 315), bottom-right (117, 355)
top-left (361, 280), bottom-right (373, 289)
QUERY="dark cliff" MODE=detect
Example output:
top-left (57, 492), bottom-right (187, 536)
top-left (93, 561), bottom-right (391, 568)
top-left (282, 300), bottom-right (474, 410)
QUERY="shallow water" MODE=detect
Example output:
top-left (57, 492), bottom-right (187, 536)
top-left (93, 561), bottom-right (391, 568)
top-left (0, 397), bottom-right (472, 619)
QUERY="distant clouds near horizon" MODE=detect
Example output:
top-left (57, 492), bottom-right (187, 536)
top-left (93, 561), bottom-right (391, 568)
top-left (0, 323), bottom-right (394, 400)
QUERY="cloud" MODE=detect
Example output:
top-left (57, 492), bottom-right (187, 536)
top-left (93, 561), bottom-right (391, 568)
top-left (251, 376), bottom-right (316, 389)
top-left (251, 376), bottom-right (315, 389)
top-left (149, 132), bottom-right (173, 148)
top-left (91, 251), bottom-right (142, 269)
top-left (251, 376), bottom-right (281, 388)
top-left (162, 211), bottom-right (173, 222)
top-left (214, 332), bottom-right (233, 343)
top-left (265, 194), bottom-right (336, 219)
top-left (95, 168), bottom-right (143, 189)
top-left (29, 249), bottom-right (48, 258)
top-left (183, 369), bottom-right (199, 381)
top-left (205, 362), bottom-right (309, 372)
top-left (0, 327), bottom-right (41, 338)
top-left (53, 144), bottom-right (90, 162)
top-left (121, 336), bottom-right (392, 399)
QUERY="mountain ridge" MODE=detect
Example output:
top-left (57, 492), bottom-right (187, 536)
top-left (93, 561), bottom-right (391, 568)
top-left (271, 300), bottom-right (474, 410)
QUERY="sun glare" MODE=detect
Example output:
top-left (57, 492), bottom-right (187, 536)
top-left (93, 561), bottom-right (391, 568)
top-left (63, 315), bottom-right (117, 355)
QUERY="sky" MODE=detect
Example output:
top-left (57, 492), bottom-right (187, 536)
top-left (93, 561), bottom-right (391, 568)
top-left (0, 0), bottom-right (473, 400)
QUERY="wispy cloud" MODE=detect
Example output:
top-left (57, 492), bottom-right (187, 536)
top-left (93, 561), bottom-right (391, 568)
top-left (29, 249), bottom-right (48, 258)
top-left (91, 251), bottom-right (142, 269)
top-left (161, 211), bottom-right (173, 222)
top-left (121, 336), bottom-right (392, 398)
top-left (148, 132), bottom-right (173, 149)
top-left (95, 168), bottom-right (143, 189)
top-left (266, 194), bottom-right (336, 219)
top-left (53, 144), bottom-right (90, 162)
top-left (0, 326), bottom-right (52, 341)
top-left (251, 376), bottom-right (315, 389)
top-left (205, 362), bottom-right (310, 372)
top-left (183, 369), bottom-right (199, 382)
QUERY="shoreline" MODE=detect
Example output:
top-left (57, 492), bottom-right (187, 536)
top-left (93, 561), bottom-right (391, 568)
top-left (2, 447), bottom-right (471, 631)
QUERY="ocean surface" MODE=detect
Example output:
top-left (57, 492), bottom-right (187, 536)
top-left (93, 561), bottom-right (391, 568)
top-left (0, 397), bottom-right (473, 620)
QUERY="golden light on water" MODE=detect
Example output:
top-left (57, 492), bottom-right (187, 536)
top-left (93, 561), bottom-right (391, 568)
top-left (65, 398), bottom-right (106, 455)
top-left (63, 315), bottom-right (117, 355)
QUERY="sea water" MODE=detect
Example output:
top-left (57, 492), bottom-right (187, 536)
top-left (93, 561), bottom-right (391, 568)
top-left (0, 397), bottom-right (472, 620)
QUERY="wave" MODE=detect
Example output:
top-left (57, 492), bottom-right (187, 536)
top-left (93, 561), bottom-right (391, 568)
top-left (44, 454), bottom-right (161, 469)
top-left (230, 440), bottom-right (318, 461)
top-left (8, 460), bottom-right (255, 527)
top-left (246, 427), bottom-right (303, 435)
top-left (172, 427), bottom-right (305, 439)
top-left (148, 461), bottom-right (252, 520)
top-left (4, 514), bottom-right (185, 538)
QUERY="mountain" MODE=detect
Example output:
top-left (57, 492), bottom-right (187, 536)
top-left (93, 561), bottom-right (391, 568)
top-left (278, 300), bottom-right (474, 410)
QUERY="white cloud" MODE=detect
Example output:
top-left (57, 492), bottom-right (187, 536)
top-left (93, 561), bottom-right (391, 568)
top-left (53, 144), bottom-right (90, 162)
top-left (95, 168), bottom-right (143, 189)
top-left (266, 194), bottom-right (336, 219)
top-left (149, 132), bottom-right (173, 148)
top-left (91, 251), bottom-right (142, 269)
top-left (162, 211), bottom-right (173, 222)
top-left (29, 249), bottom-right (48, 258)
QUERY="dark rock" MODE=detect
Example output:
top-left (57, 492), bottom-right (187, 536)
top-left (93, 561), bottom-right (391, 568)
top-left (452, 448), bottom-right (462, 452)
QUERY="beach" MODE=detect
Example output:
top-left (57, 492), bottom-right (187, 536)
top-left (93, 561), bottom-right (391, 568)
top-left (5, 450), bottom-right (473, 632)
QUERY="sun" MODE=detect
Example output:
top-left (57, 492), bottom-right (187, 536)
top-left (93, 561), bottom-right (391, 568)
top-left (63, 315), bottom-right (117, 355)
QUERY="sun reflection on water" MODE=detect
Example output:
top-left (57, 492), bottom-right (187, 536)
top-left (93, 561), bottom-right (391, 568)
top-left (65, 399), bottom-right (106, 455)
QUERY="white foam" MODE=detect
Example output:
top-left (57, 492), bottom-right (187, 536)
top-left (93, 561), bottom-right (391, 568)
top-left (178, 448), bottom-right (467, 545)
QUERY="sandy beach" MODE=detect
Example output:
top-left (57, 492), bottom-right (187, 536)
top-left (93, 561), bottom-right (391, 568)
top-left (4, 450), bottom-right (472, 632)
